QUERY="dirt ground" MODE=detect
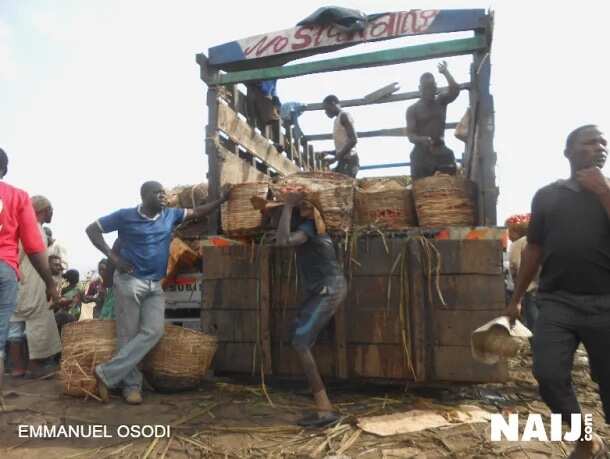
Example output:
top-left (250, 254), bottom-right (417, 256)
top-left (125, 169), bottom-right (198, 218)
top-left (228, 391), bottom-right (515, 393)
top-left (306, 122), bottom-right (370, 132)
top-left (0, 347), bottom-right (607, 459)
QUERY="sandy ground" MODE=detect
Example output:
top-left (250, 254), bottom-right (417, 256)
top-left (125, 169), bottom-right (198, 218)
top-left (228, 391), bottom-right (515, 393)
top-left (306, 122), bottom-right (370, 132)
top-left (0, 347), bottom-right (607, 459)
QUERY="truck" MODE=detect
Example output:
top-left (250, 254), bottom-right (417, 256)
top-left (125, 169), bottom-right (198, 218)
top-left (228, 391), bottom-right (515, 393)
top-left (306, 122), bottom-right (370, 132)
top-left (194, 8), bottom-right (506, 385)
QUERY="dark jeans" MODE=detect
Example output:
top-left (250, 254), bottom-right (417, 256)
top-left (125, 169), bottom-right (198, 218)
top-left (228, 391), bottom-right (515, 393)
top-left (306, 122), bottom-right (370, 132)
top-left (522, 291), bottom-right (539, 333)
top-left (532, 291), bottom-right (610, 424)
top-left (334, 155), bottom-right (359, 178)
top-left (410, 143), bottom-right (457, 179)
top-left (292, 276), bottom-right (347, 352)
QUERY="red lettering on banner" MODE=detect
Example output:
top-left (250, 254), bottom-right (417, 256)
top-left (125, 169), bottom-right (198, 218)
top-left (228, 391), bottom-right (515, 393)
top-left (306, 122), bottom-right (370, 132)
top-left (292, 27), bottom-right (313, 50)
top-left (416, 10), bottom-right (438, 32)
top-left (244, 36), bottom-right (267, 57)
top-left (369, 16), bottom-right (391, 38)
top-left (327, 25), bottom-right (349, 43)
top-left (313, 25), bottom-right (327, 46)
top-left (386, 13), bottom-right (397, 36)
top-left (273, 36), bottom-right (288, 53)
top-left (400, 11), bottom-right (417, 34)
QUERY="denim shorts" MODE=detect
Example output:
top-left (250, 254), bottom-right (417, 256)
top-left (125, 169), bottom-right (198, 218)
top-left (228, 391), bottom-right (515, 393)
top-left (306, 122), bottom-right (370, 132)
top-left (0, 260), bottom-right (19, 359)
top-left (7, 321), bottom-right (25, 341)
top-left (291, 275), bottom-right (347, 352)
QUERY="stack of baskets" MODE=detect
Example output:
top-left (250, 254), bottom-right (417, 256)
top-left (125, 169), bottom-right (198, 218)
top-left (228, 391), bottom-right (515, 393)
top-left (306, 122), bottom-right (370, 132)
top-left (221, 182), bottom-right (269, 236)
top-left (412, 175), bottom-right (476, 227)
top-left (143, 325), bottom-right (218, 392)
top-left (60, 320), bottom-right (117, 399)
top-left (355, 177), bottom-right (417, 229)
top-left (271, 172), bottom-right (355, 232)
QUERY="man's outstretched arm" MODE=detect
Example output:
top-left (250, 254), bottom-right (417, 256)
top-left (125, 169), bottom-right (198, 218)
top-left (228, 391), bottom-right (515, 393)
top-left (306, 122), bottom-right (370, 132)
top-left (438, 61), bottom-right (459, 104)
top-left (184, 184), bottom-right (232, 222)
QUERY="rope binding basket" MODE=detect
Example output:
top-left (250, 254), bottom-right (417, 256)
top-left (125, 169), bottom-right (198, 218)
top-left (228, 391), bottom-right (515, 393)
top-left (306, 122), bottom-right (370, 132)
top-left (412, 175), bottom-right (476, 227)
top-left (143, 324), bottom-right (218, 392)
top-left (221, 182), bottom-right (269, 236)
top-left (355, 177), bottom-right (417, 229)
top-left (60, 320), bottom-right (117, 399)
top-left (271, 171), bottom-right (355, 232)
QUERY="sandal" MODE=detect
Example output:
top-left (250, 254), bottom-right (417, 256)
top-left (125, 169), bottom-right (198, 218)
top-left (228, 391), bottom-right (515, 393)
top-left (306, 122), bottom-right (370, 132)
top-left (297, 412), bottom-right (340, 428)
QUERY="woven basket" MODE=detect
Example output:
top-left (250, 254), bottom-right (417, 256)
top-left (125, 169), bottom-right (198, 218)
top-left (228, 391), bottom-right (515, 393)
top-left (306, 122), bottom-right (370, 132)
top-left (412, 175), bottom-right (476, 227)
top-left (271, 171), bottom-right (355, 232)
top-left (167, 183), bottom-right (208, 209)
top-left (221, 182), bottom-right (269, 236)
top-left (355, 178), bottom-right (417, 229)
top-left (143, 325), bottom-right (218, 392)
top-left (60, 320), bottom-right (117, 398)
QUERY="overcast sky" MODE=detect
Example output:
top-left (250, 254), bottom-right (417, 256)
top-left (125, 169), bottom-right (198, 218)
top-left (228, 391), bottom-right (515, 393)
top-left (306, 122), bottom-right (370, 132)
top-left (1, 1), bottom-right (608, 274)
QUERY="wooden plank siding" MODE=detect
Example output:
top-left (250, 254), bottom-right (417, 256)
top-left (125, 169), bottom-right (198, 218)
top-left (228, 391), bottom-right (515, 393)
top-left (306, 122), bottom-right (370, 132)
top-left (202, 237), bottom-right (506, 383)
top-left (217, 103), bottom-right (299, 176)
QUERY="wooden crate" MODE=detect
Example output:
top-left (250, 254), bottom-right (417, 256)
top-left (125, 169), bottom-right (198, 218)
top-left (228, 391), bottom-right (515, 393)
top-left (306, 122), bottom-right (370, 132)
top-left (201, 235), bottom-right (507, 383)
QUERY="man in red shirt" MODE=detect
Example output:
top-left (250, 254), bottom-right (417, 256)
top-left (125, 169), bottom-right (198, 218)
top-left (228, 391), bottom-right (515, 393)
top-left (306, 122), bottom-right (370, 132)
top-left (0, 148), bottom-right (59, 402)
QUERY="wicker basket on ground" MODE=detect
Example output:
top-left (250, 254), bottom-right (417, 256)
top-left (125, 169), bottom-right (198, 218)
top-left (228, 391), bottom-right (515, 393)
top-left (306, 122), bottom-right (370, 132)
top-left (143, 325), bottom-right (218, 392)
top-left (221, 182), bottom-right (269, 236)
top-left (271, 171), bottom-right (355, 232)
top-left (355, 177), bottom-right (417, 229)
top-left (412, 175), bottom-right (476, 227)
top-left (60, 320), bottom-right (117, 399)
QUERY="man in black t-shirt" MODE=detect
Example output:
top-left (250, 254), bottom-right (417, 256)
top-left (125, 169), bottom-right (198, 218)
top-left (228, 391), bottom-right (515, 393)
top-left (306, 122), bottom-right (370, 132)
top-left (507, 125), bottom-right (610, 458)
top-left (276, 192), bottom-right (347, 428)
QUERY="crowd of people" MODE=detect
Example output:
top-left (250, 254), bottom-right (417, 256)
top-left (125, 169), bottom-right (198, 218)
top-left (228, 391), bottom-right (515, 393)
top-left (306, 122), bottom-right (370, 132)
top-left (0, 190), bottom-right (117, 380)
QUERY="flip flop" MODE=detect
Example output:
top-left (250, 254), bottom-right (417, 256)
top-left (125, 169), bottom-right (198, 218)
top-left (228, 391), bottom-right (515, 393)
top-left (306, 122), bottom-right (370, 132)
top-left (297, 412), bottom-right (340, 428)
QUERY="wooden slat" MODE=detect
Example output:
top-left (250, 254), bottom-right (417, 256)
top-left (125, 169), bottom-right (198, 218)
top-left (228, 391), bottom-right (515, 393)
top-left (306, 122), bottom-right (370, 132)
top-left (346, 309), bottom-right (401, 344)
top-left (433, 240), bottom-right (503, 274)
top-left (202, 279), bottom-right (261, 310)
top-left (304, 123), bottom-right (458, 142)
top-left (431, 274), bottom-right (505, 309)
top-left (334, 300), bottom-right (348, 378)
top-left (346, 276), bottom-right (401, 311)
top-left (303, 83), bottom-right (470, 111)
top-left (209, 37), bottom-right (487, 85)
top-left (434, 310), bottom-right (503, 347)
top-left (348, 344), bottom-right (413, 379)
top-left (205, 78), bottom-right (221, 234)
top-left (213, 343), bottom-right (257, 373)
top-left (433, 346), bottom-right (508, 382)
top-left (408, 238), bottom-right (429, 382)
top-left (272, 344), bottom-right (335, 378)
top-left (349, 238), bottom-right (404, 276)
top-left (203, 245), bottom-right (261, 280)
top-left (202, 309), bottom-right (258, 342)
top-left (259, 248), bottom-right (272, 375)
top-left (217, 103), bottom-right (299, 175)
top-left (216, 141), bottom-right (270, 186)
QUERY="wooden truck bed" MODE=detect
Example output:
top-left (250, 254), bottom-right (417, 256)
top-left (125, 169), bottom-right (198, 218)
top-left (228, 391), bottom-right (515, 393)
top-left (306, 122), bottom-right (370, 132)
top-left (201, 232), bottom-right (507, 383)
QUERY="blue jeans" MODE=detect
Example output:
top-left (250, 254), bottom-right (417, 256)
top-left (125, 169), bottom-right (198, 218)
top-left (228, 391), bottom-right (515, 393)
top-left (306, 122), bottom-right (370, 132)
top-left (96, 272), bottom-right (165, 393)
top-left (0, 261), bottom-right (19, 360)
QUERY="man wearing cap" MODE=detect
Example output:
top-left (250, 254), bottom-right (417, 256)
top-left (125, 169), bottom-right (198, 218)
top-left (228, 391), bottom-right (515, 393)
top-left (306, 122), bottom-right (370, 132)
top-left (8, 195), bottom-right (62, 378)
top-left (507, 125), bottom-right (610, 458)
top-left (86, 181), bottom-right (231, 404)
top-left (0, 149), bottom-right (59, 399)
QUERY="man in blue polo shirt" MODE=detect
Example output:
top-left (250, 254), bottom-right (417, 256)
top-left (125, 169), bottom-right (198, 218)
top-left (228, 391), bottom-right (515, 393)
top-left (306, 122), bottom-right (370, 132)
top-left (85, 181), bottom-right (230, 404)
